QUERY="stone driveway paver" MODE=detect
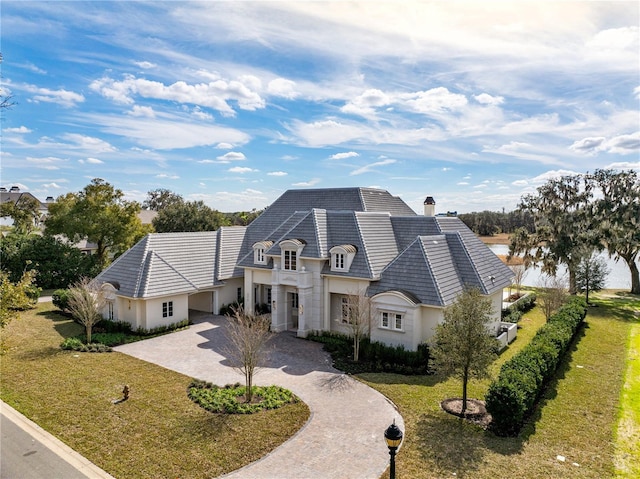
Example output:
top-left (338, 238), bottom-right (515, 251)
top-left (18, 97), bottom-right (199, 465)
top-left (115, 312), bottom-right (404, 479)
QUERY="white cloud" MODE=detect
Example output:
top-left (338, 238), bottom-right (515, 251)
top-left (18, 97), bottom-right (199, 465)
top-left (26, 156), bottom-right (66, 170)
top-left (62, 134), bottom-right (117, 153)
top-left (191, 106), bottom-right (213, 120)
top-left (43, 182), bottom-right (62, 189)
top-left (474, 93), bottom-right (504, 106)
top-left (267, 171), bottom-right (288, 176)
top-left (457, 181), bottom-right (469, 186)
top-left (268, 78), bottom-right (298, 99)
top-left (3, 126), bottom-right (31, 134)
top-left (83, 114), bottom-right (250, 150)
top-left (329, 151), bottom-right (359, 160)
top-left (292, 178), bottom-right (321, 187)
top-left (155, 173), bottom-right (180, 179)
top-left (79, 157), bottom-right (104, 164)
top-left (229, 166), bottom-right (257, 173)
top-left (569, 137), bottom-right (606, 154)
top-left (134, 61), bottom-right (157, 69)
top-left (350, 159), bottom-right (397, 176)
top-left (401, 87), bottom-right (468, 114)
top-left (216, 142), bottom-right (233, 149)
top-left (341, 89), bottom-right (391, 117)
top-left (129, 105), bottom-right (156, 118)
top-left (605, 161), bottom-right (640, 170)
top-left (22, 83), bottom-right (84, 107)
top-left (89, 74), bottom-right (265, 115)
top-left (217, 151), bottom-right (246, 162)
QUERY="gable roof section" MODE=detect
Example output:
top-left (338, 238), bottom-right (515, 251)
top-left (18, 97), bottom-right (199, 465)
top-left (96, 230), bottom-right (248, 298)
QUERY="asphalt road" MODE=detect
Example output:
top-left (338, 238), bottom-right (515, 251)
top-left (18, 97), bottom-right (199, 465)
top-left (1, 412), bottom-right (89, 479)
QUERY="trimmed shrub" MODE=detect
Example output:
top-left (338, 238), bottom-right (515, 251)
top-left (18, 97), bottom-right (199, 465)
top-left (308, 331), bottom-right (430, 375)
top-left (52, 289), bottom-right (70, 312)
top-left (486, 296), bottom-right (587, 436)
top-left (219, 301), bottom-right (243, 317)
top-left (501, 292), bottom-right (537, 320)
top-left (60, 337), bottom-right (112, 353)
top-left (187, 380), bottom-right (297, 414)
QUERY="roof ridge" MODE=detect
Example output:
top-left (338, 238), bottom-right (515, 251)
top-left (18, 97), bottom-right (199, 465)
top-left (354, 212), bottom-right (375, 279)
top-left (445, 231), bottom-right (485, 292)
top-left (133, 235), bottom-right (151, 297)
top-left (417, 237), bottom-right (445, 306)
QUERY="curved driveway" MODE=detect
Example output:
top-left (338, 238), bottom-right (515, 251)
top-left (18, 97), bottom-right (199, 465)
top-left (115, 312), bottom-right (404, 479)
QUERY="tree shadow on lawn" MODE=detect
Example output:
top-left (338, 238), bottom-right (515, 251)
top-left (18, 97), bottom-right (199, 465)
top-left (415, 412), bottom-right (524, 477)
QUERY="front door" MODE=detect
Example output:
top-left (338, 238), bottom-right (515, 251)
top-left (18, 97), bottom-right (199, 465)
top-left (289, 292), bottom-right (299, 330)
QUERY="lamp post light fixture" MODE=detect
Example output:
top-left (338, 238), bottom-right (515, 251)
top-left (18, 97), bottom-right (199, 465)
top-left (384, 419), bottom-right (403, 479)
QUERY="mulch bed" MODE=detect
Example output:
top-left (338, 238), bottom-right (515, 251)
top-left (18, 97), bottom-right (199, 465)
top-left (440, 398), bottom-right (493, 429)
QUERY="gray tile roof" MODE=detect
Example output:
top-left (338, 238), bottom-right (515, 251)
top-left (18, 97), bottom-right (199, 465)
top-left (97, 187), bottom-right (513, 308)
top-left (96, 227), bottom-right (246, 298)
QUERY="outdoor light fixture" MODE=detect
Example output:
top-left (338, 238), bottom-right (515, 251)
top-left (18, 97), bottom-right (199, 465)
top-left (384, 419), bottom-right (403, 479)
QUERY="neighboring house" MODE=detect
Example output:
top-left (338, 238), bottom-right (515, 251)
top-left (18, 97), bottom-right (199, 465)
top-left (0, 186), bottom-right (51, 228)
top-left (96, 187), bottom-right (514, 350)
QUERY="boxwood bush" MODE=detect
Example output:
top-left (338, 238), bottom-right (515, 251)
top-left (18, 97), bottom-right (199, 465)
top-left (486, 296), bottom-right (587, 436)
top-left (501, 292), bottom-right (537, 320)
top-left (308, 331), bottom-right (430, 375)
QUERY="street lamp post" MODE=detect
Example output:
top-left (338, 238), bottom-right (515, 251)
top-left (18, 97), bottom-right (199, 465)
top-left (384, 419), bottom-right (403, 479)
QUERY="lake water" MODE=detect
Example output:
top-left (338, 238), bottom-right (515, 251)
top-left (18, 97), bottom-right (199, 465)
top-left (487, 244), bottom-right (639, 290)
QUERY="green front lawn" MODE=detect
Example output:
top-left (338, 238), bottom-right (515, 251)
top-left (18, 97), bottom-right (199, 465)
top-left (0, 303), bottom-right (309, 479)
top-left (362, 291), bottom-right (638, 479)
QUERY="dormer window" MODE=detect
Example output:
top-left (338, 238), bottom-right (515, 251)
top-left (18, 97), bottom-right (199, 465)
top-left (284, 249), bottom-right (297, 271)
top-left (329, 244), bottom-right (357, 272)
top-left (252, 241), bottom-right (273, 265)
top-left (279, 239), bottom-right (305, 271)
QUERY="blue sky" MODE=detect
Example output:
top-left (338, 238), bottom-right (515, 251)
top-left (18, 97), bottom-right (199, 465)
top-left (1, 1), bottom-right (638, 214)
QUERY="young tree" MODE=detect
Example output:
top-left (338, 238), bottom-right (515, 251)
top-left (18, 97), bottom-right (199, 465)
top-left (224, 306), bottom-right (272, 403)
top-left (510, 264), bottom-right (528, 298)
top-left (510, 174), bottom-right (595, 294)
top-left (67, 277), bottom-right (106, 344)
top-left (431, 288), bottom-right (498, 414)
top-left (342, 291), bottom-right (373, 362)
top-left (537, 274), bottom-right (568, 321)
top-left (591, 169), bottom-right (640, 294)
top-left (44, 178), bottom-right (145, 269)
top-left (0, 270), bottom-right (38, 329)
top-left (152, 200), bottom-right (231, 233)
top-left (576, 252), bottom-right (609, 304)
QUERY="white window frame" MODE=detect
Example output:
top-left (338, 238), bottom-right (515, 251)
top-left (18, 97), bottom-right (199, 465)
top-left (329, 245), bottom-right (356, 273)
top-left (283, 249), bottom-right (297, 271)
top-left (380, 310), bottom-right (403, 332)
top-left (255, 247), bottom-right (265, 264)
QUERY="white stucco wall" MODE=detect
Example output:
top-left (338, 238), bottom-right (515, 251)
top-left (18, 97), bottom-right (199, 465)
top-left (218, 277), bottom-right (244, 311)
top-left (370, 292), bottom-right (418, 350)
top-left (144, 295), bottom-right (189, 330)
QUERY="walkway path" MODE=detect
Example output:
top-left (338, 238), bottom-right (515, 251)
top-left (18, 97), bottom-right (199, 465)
top-left (115, 312), bottom-right (404, 479)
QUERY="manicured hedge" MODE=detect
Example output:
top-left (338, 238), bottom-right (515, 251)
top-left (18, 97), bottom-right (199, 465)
top-left (308, 331), bottom-right (430, 375)
top-left (501, 292), bottom-right (537, 321)
top-left (486, 296), bottom-right (587, 436)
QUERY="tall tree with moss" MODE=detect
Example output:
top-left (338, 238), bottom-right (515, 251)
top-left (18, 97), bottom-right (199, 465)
top-left (143, 188), bottom-right (184, 211)
top-left (590, 169), bottom-right (640, 295)
top-left (44, 179), bottom-right (147, 269)
top-left (509, 174), bottom-right (595, 294)
top-left (431, 288), bottom-right (498, 414)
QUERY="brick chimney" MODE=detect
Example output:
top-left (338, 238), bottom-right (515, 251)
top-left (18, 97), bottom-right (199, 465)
top-left (423, 196), bottom-right (436, 216)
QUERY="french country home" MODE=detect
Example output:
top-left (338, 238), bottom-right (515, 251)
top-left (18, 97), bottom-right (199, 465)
top-left (96, 188), bottom-right (514, 350)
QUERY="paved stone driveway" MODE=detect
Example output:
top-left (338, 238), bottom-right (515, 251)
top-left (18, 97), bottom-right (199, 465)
top-left (115, 312), bottom-right (404, 479)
